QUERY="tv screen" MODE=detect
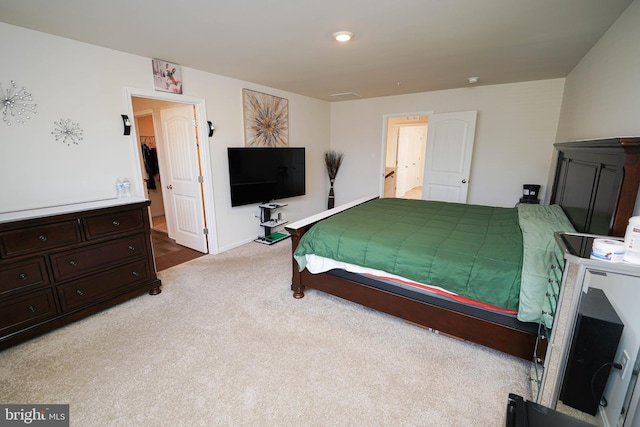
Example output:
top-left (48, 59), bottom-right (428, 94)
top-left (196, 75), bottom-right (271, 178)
top-left (228, 147), bottom-right (305, 207)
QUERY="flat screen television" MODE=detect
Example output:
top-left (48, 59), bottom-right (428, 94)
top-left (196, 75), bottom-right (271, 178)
top-left (227, 147), bottom-right (305, 207)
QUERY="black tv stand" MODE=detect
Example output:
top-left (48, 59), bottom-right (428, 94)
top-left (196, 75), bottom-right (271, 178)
top-left (254, 202), bottom-right (290, 245)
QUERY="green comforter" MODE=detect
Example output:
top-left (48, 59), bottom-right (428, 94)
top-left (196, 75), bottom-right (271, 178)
top-left (293, 198), bottom-right (574, 325)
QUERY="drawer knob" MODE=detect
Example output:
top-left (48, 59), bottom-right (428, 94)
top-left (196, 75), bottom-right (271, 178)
top-left (69, 260), bottom-right (78, 267)
top-left (19, 273), bottom-right (28, 281)
top-left (112, 220), bottom-right (120, 226)
top-left (76, 289), bottom-right (84, 296)
top-left (128, 245), bottom-right (135, 251)
top-left (38, 235), bottom-right (47, 242)
top-left (551, 264), bottom-right (559, 270)
top-left (132, 271), bottom-right (139, 277)
top-left (28, 305), bottom-right (36, 312)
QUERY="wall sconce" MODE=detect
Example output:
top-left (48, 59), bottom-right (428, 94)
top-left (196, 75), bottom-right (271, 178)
top-left (208, 121), bottom-right (215, 137)
top-left (121, 114), bottom-right (131, 135)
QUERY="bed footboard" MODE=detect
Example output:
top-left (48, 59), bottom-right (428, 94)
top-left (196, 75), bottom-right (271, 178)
top-left (287, 195), bottom-right (378, 299)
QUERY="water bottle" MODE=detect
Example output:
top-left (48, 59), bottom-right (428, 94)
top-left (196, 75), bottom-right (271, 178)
top-left (122, 179), bottom-right (131, 197)
top-left (115, 179), bottom-right (123, 198)
top-left (623, 216), bottom-right (640, 264)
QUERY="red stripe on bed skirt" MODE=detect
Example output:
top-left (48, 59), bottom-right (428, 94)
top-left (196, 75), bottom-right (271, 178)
top-left (363, 273), bottom-right (518, 315)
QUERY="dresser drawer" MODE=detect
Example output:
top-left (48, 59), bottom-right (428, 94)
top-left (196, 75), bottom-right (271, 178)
top-left (0, 257), bottom-right (50, 297)
top-left (56, 260), bottom-right (151, 311)
top-left (50, 233), bottom-right (148, 281)
top-left (0, 289), bottom-right (58, 335)
top-left (0, 220), bottom-right (82, 258)
top-left (82, 208), bottom-right (145, 240)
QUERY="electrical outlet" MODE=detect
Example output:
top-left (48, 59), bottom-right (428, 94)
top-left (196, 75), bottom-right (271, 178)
top-left (620, 350), bottom-right (630, 380)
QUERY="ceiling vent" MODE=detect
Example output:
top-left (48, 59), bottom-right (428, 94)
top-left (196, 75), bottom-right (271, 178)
top-left (330, 92), bottom-right (362, 100)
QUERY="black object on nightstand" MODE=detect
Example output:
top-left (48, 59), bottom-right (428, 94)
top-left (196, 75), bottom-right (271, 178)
top-left (519, 184), bottom-right (540, 204)
top-left (506, 394), bottom-right (594, 427)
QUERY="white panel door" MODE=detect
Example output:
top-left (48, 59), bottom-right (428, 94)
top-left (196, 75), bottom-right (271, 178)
top-left (398, 125), bottom-right (426, 196)
top-left (408, 125), bottom-right (426, 190)
top-left (160, 105), bottom-right (208, 253)
top-left (396, 129), bottom-right (410, 196)
top-left (421, 111), bottom-right (477, 203)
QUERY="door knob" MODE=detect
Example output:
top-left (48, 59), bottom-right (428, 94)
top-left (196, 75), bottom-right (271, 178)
top-left (461, 179), bottom-right (468, 183)
top-left (167, 185), bottom-right (173, 189)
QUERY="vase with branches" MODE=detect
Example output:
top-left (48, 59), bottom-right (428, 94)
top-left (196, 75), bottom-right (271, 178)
top-left (324, 150), bottom-right (344, 209)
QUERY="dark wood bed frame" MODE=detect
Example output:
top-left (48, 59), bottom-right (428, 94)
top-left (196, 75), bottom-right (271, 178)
top-left (286, 137), bottom-right (640, 361)
top-left (551, 137), bottom-right (640, 237)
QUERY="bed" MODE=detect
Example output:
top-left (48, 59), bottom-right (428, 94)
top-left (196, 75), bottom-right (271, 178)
top-left (286, 137), bottom-right (640, 360)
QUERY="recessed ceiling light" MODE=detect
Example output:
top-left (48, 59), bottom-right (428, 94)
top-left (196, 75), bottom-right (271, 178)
top-left (333, 31), bottom-right (353, 42)
top-left (468, 76), bottom-right (479, 84)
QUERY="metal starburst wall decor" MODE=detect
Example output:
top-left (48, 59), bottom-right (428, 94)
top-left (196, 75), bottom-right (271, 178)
top-left (1, 80), bottom-right (38, 125)
top-left (242, 89), bottom-right (289, 147)
top-left (52, 118), bottom-right (84, 146)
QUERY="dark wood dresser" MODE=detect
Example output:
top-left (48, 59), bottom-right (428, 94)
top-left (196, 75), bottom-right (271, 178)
top-left (0, 199), bottom-right (161, 350)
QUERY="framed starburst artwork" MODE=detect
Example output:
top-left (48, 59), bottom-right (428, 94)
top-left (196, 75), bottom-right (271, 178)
top-left (242, 89), bottom-right (288, 147)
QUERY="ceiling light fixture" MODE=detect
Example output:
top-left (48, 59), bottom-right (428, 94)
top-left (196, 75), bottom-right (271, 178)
top-left (468, 76), bottom-right (479, 84)
top-left (333, 31), bottom-right (353, 42)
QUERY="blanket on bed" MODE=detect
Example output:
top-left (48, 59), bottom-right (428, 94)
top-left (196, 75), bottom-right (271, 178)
top-left (294, 198), bottom-right (524, 311)
top-left (517, 203), bottom-right (575, 326)
top-left (293, 198), bottom-right (574, 326)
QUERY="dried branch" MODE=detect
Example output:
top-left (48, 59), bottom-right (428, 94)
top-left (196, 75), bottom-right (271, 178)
top-left (324, 150), bottom-right (344, 180)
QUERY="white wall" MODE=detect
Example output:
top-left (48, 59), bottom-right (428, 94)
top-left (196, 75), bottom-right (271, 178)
top-left (0, 24), bottom-right (150, 211)
top-left (556, 0), bottom-right (640, 141)
top-left (553, 2), bottom-right (640, 426)
top-left (329, 79), bottom-right (565, 207)
top-left (0, 23), bottom-right (330, 251)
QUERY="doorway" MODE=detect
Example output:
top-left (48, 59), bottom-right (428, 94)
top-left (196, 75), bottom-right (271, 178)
top-left (125, 88), bottom-right (217, 268)
top-left (382, 111), bottom-right (477, 203)
top-left (132, 108), bottom-right (204, 270)
top-left (383, 115), bottom-right (428, 199)
top-left (131, 98), bottom-right (207, 270)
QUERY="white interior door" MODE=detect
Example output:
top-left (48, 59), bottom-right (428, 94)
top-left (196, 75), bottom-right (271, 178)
top-left (421, 111), bottom-right (477, 203)
top-left (396, 130), bottom-right (410, 196)
top-left (407, 125), bottom-right (426, 190)
top-left (159, 105), bottom-right (208, 253)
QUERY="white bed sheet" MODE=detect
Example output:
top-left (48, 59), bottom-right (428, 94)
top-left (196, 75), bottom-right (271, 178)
top-left (302, 253), bottom-right (518, 315)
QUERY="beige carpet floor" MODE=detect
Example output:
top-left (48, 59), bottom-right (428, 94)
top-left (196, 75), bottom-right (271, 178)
top-left (0, 241), bottom-right (531, 426)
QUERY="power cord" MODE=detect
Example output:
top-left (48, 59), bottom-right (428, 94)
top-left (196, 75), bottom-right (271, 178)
top-left (591, 361), bottom-right (623, 408)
